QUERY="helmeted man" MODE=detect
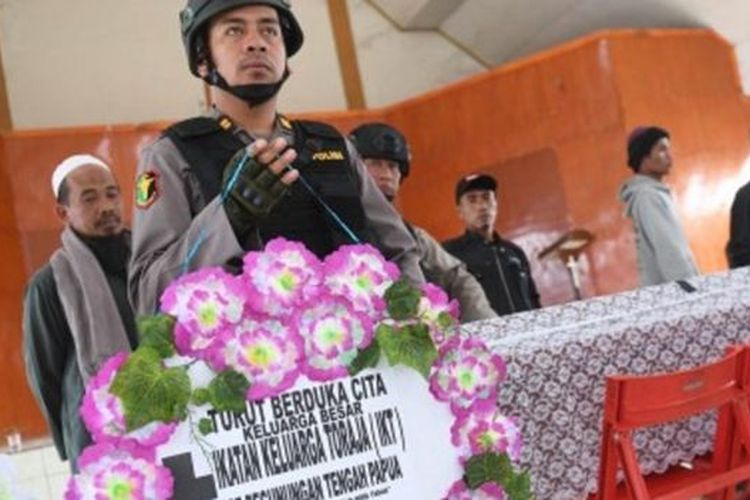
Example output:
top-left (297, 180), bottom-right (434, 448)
top-left (618, 126), bottom-right (699, 286)
top-left (129, 0), bottom-right (423, 314)
top-left (350, 122), bottom-right (496, 323)
top-left (23, 155), bottom-right (137, 472)
top-left (443, 173), bottom-right (541, 316)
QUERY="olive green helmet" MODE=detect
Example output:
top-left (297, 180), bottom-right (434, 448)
top-left (180, 0), bottom-right (304, 76)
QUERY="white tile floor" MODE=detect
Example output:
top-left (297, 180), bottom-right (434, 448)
top-left (2, 442), bottom-right (70, 500)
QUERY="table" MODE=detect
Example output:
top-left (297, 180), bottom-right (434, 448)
top-left (463, 268), bottom-right (750, 499)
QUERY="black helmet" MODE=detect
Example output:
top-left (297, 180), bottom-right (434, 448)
top-left (349, 122), bottom-right (411, 178)
top-left (180, 0), bottom-right (304, 76)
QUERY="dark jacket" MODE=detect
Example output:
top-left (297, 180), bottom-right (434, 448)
top-left (727, 181), bottom-right (750, 268)
top-left (443, 231), bottom-right (541, 316)
top-left (23, 234), bottom-right (136, 471)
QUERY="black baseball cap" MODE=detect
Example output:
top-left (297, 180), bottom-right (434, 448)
top-left (455, 173), bottom-right (497, 204)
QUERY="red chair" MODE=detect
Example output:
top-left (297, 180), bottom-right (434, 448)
top-left (597, 346), bottom-right (750, 500)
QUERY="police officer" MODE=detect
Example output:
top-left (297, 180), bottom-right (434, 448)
top-left (350, 123), bottom-right (496, 323)
top-left (129, 0), bottom-right (423, 314)
top-left (443, 174), bottom-right (541, 316)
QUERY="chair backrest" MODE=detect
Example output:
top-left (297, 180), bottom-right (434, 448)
top-left (597, 345), bottom-right (750, 500)
top-left (605, 346), bottom-right (749, 430)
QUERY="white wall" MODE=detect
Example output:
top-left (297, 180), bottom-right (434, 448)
top-left (1, 1), bottom-right (748, 130)
top-left (0, 0), bottom-right (347, 129)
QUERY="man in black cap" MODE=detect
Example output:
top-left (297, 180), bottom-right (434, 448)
top-left (350, 122), bottom-right (496, 322)
top-left (129, 0), bottom-right (423, 314)
top-left (443, 173), bottom-right (540, 316)
top-left (618, 126), bottom-right (698, 286)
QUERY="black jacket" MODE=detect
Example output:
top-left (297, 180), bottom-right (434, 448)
top-left (727, 181), bottom-right (750, 268)
top-left (443, 231), bottom-right (541, 316)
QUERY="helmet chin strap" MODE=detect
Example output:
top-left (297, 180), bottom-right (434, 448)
top-left (205, 66), bottom-right (290, 107)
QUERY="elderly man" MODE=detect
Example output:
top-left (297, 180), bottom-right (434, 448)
top-left (350, 122), bottom-right (496, 322)
top-left (23, 155), bottom-right (136, 471)
top-left (129, 0), bottom-right (422, 314)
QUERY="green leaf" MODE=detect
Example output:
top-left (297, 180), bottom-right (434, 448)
top-left (464, 452), bottom-right (533, 500)
top-left (136, 314), bottom-right (176, 358)
top-left (208, 370), bottom-right (250, 413)
top-left (198, 418), bottom-right (215, 436)
top-left (110, 347), bottom-right (191, 431)
top-left (348, 339), bottom-right (381, 376)
top-left (464, 452), bottom-right (508, 489)
top-left (504, 470), bottom-right (533, 500)
top-left (192, 388), bottom-right (211, 406)
top-left (376, 322), bottom-right (437, 378)
top-left (384, 279), bottom-right (422, 320)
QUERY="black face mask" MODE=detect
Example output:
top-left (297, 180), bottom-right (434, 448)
top-left (206, 67), bottom-right (290, 107)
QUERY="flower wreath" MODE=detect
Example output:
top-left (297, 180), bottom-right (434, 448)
top-left (66, 238), bottom-right (531, 499)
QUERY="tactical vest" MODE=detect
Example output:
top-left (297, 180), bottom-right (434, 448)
top-left (163, 117), bottom-right (369, 258)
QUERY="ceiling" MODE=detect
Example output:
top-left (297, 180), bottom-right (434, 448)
top-left (371, 0), bottom-right (750, 93)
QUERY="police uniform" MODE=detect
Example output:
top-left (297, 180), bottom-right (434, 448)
top-left (129, 112), bottom-right (424, 314)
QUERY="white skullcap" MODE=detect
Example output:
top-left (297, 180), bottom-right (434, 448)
top-left (51, 154), bottom-right (111, 198)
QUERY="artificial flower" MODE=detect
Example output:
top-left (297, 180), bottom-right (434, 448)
top-left (224, 317), bottom-right (304, 400)
top-left (430, 336), bottom-right (507, 416)
top-left (65, 442), bottom-right (173, 500)
top-left (296, 295), bottom-right (373, 381)
top-left (160, 267), bottom-right (245, 369)
top-left (323, 244), bottom-right (399, 319)
top-left (241, 238), bottom-right (322, 317)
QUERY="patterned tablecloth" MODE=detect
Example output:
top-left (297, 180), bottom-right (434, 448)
top-left (463, 267), bottom-right (750, 499)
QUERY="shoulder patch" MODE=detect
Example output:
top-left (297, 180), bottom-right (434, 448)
top-left (135, 170), bottom-right (159, 209)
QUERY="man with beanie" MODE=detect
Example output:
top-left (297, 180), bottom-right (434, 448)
top-left (23, 155), bottom-right (137, 472)
top-left (129, 0), bottom-right (423, 314)
top-left (618, 126), bottom-right (699, 286)
top-left (350, 122), bottom-right (496, 323)
top-left (443, 173), bottom-right (541, 316)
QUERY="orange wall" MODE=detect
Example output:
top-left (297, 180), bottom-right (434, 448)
top-left (2, 28), bottom-right (749, 441)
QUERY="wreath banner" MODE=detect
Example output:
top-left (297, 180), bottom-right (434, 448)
top-left (158, 363), bottom-right (460, 499)
top-left (66, 239), bottom-right (530, 499)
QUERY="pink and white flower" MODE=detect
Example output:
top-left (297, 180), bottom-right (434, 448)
top-left (160, 267), bottom-right (245, 369)
top-left (323, 244), bottom-right (400, 319)
top-left (296, 295), bottom-right (373, 381)
top-left (430, 336), bottom-right (507, 416)
top-left (444, 480), bottom-right (507, 500)
top-left (419, 283), bottom-right (460, 346)
top-left (224, 317), bottom-right (304, 400)
top-left (452, 402), bottom-right (523, 463)
top-left (80, 352), bottom-right (176, 449)
top-left (65, 442), bottom-right (173, 500)
top-left (242, 238), bottom-right (322, 318)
